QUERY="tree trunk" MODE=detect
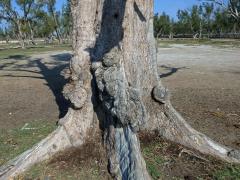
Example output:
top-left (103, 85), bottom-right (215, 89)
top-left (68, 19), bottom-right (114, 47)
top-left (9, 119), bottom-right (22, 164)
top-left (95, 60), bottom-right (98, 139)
top-left (199, 20), bottom-right (202, 39)
top-left (16, 21), bottom-right (25, 49)
top-left (1, 0), bottom-right (240, 179)
top-left (28, 21), bottom-right (36, 45)
top-left (51, 9), bottom-right (62, 44)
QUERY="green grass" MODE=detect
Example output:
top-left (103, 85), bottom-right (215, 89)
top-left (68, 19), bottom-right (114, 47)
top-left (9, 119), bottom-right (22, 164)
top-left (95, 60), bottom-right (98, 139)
top-left (22, 161), bottom-right (103, 180)
top-left (0, 120), bottom-right (109, 179)
top-left (0, 121), bottom-right (56, 166)
top-left (158, 43), bottom-right (171, 48)
top-left (157, 39), bottom-right (240, 48)
top-left (0, 44), bottom-right (72, 59)
top-left (1, 123), bottom-right (240, 179)
top-left (142, 142), bottom-right (166, 179)
top-left (141, 136), bottom-right (240, 180)
top-left (214, 165), bottom-right (240, 180)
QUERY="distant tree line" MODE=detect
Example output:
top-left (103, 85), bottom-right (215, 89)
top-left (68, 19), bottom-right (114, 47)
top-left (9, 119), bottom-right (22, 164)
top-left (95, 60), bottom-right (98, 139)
top-left (154, 1), bottom-right (240, 39)
top-left (0, 0), bottom-right (72, 48)
top-left (1, 0), bottom-right (239, 48)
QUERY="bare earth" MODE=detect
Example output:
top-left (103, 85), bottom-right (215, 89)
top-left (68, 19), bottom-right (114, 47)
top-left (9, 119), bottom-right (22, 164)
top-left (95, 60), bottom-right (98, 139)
top-left (0, 51), bottom-right (71, 128)
top-left (158, 44), bottom-right (240, 150)
top-left (0, 45), bottom-right (240, 146)
top-left (0, 45), bottom-right (240, 178)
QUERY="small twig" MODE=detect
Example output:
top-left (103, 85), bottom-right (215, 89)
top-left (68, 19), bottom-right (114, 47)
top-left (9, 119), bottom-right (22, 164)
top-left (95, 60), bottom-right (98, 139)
top-left (21, 123), bottom-right (38, 130)
top-left (179, 148), bottom-right (209, 162)
top-left (227, 113), bottom-right (239, 117)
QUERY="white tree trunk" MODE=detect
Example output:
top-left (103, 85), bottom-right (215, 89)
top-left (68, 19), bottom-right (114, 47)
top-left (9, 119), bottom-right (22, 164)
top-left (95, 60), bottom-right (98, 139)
top-left (1, 0), bottom-right (240, 179)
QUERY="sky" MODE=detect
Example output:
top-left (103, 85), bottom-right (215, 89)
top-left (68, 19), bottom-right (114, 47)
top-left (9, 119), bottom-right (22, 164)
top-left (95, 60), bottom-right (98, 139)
top-left (55, 0), bottom-right (202, 20)
top-left (56, 0), bottom-right (202, 19)
top-left (154, 0), bottom-right (202, 19)
top-left (0, 0), bottom-right (212, 28)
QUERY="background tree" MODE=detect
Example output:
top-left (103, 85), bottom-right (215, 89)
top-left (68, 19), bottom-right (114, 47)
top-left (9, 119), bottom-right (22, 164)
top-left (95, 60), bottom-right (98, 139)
top-left (33, 6), bottom-right (55, 42)
top-left (213, 7), bottom-right (229, 35)
top-left (202, 3), bottom-right (214, 37)
top-left (0, 0), bottom-right (39, 47)
top-left (190, 5), bottom-right (204, 38)
top-left (154, 2), bottom-right (240, 38)
top-left (60, 0), bottom-right (72, 42)
top-left (154, 12), bottom-right (173, 38)
top-left (0, 0), bottom-right (30, 48)
top-left (0, 26), bottom-right (4, 40)
top-left (1, 1), bottom-right (239, 44)
top-left (207, 0), bottom-right (240, 21)
top-left (174, 9), bottom-right (192, 35)
top-left (38, 0), bottom-right (63, 43)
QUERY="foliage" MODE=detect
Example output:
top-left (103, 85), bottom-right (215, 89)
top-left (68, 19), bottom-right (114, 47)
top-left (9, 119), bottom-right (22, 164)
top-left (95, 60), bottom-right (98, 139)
top-left (0, 0), bottom-right (72, 46)
top-left (154, 12), bottom-right (173, 38)
top-left (154, 2), bottom-right (240, 38)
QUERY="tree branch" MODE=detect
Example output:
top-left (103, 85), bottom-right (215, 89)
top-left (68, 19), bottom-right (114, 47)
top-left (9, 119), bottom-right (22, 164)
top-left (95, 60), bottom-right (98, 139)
top-left (156, 102), bottom-right (240, 164)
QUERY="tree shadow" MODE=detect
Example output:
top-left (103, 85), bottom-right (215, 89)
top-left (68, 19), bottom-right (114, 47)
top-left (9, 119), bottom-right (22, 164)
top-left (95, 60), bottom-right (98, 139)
top-left (90, 0), bottom-right (127, 62)
top-left (159, 65), bottom-right (188, 78)
top-left (4, 55), bottom-right (30, 60)
top-left (0, 53), bottom-right (71, 119)
top-left (35, 55), bottom-right (71, 119)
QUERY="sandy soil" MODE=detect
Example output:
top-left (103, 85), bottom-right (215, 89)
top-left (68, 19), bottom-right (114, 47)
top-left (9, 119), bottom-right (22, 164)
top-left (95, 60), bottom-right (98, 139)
top-left (0, 45), bottom-right (239, 148)
top-left (0, 51), bottom-right (71, 128)
top-left (158, 44), bottom-right (240, 149)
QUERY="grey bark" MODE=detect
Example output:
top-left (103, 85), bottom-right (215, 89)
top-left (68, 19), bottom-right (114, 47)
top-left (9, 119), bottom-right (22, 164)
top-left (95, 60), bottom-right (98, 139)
top-left (16, 21), bottom-right (25, 49)
top-left (1, 0), bottom-right (240, 179)
top-left (27, 20), bottom-right (36, 45)
top-left (50, 7), bottom-right (62, 44)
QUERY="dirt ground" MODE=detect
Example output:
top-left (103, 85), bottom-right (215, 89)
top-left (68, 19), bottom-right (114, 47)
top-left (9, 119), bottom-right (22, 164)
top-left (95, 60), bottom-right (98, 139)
top-left (0, 45), bottom-right (240, 179)
top-left (0, 51), bottom-right (71, 128)
top-left (158, 44), bottom-right (240, 150)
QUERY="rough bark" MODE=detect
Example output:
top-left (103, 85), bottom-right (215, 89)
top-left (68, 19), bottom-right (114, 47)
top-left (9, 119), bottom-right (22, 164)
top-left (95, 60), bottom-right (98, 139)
top-left (1, 0), bottom-right (240, 179)
top-left (0, 0), bottom-right (98, 178)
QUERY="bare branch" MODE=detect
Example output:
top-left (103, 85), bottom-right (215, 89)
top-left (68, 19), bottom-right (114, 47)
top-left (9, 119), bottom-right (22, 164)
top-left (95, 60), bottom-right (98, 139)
top-left (204, 0), bottom-right (240, 20)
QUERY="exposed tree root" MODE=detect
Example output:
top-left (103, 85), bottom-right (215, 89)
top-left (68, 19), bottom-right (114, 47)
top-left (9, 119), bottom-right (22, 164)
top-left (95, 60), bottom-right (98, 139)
top-left (157, 102), bottom-right (240, 164)
top-left (1, 101), bottom-right (240, 179)
top-left (106, 125), bottom-right (151, 180)
top-left (0, 104), bottom-right (95, 179)
top-left (0, 127), bottom-right (72, 179)
top-left (1, 97), bottom-right (240, 180)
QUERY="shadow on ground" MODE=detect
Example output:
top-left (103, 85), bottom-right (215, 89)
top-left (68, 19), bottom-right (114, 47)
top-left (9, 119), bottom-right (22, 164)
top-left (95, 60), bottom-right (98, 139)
top-left (4, 55), bottom-right (30, 60)
top-left (0, 53), bottom-right (71, 118)
top-left (159, 65), bottom-right (188, 78)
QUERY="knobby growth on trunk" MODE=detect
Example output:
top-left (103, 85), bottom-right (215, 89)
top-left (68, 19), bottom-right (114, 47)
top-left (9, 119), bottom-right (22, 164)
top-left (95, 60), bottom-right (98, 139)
top-left (1, 0), bottom-right (240, 179)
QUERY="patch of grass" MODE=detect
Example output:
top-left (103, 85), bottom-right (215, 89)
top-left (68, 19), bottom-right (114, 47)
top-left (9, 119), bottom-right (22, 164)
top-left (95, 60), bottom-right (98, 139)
top-left (157, 39), bottom-right (240, 48)
top-left (214, 165), bottom-right (240, 180)
top-left (146, 162), bottom-right (161, 180)
top-left (21, 136), bottom-right (110, 179)
top-left (158, 43), bottom-right (171, 48)
top-left (1, 124), bottom-right (239, 179)
top-left (0, 44), bottom-right (72, 59)
top-left (21, 161), bottom-right (105, 180)
top-left (0, 121), bottom-right (56, 166)
top-left (142, 140), bottom-right (166, 179)
top-left (140, 134), bottom-right (240, 179)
